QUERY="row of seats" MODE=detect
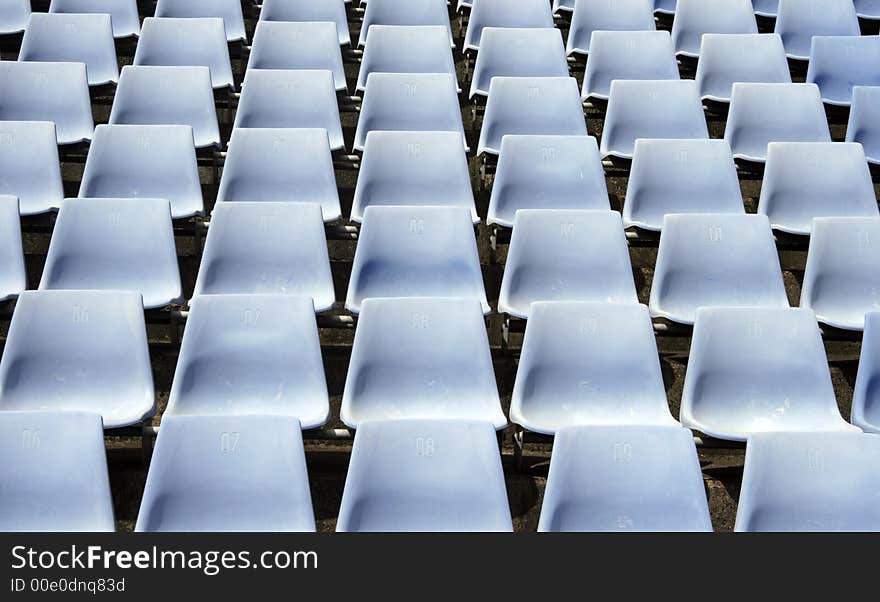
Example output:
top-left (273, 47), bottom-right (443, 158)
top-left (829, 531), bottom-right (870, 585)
top-left (550, 0), bottom-right (880, 21)
top-left (3, 409), bottom-right (879, 531)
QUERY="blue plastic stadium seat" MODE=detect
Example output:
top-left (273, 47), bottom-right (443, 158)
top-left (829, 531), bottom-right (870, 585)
top-left (539, 425), bottom-right (712, 532)
top-left (0, 196), bottom-right (25, 302)
top-left (40, 198), bottom-right (182, 309)
top-left (774, 0), bottom-right (860, 61)
top-left (248, 21), bottom-right (346, 91)
top-left (568, 0), bottom-right (656, 56)
top-left (725, 83), bottom-right (830, 163)
top-left (337, 419), bottom-right (512, 532)
top-left (856, 0), bottom-right (880, 19)
top-left (582, 31), bottom-right (679, 102)
top-left (136, 415), bottom-right (315, 532)
top-left (164, 295), bottom-right (329, 426)
top-left (19, 13), bottom-right (118, 86)
top-left (351, 131), bottom-right (476, 223)
top-left (464, 0), bottom-right (554, 52)
top-left (650, 214), bottom-right (788, 325)
top-left (234, 69), bottom-right (344, 151)
top-left (359, 0), bottom-right (453, 47)
top-left (260, 0), bottom-right (349, 45)
top-left (0, 411), bottom-right (115, 532)
top-left (192, 202), bottom-right (335, 310)
top-left (110, 65), bottom-right (220, 148)
top-left (134, 18), bottom-right (233, 90)
top-left (0, 290), bottom-right (155, 428)
top-left (471, 28), bottom-right (569, 98)
top-left (499, 210), bottom-right (637, 318)
top-left (655, 0), bottom-right (676, 13)
top-left (511, 303), bottom-right (677, 434)
top-left (79, 124), bottom-right (203, 219)
top-left (671, 0), bottom-right (757, 57)
top-left (0, 61), bottom-right (93, 145)
top-left (154, 0), bottom-right (246, 43)
top-left (346, 206), bottom-right (488, 313)
top-left (758, 142), bottom-right (878, 235)
top-left (853, 312), bottom-right (880, 433)
top-left (358, 25), bottom-right (458, 93)
top-left (736, 432), bottom-right (880, 532)
top-left (355, 73), bottom-right (465, 152)
top-left (0, 0), bottom-right (28, 34)
top-left (487, 135), bottom-right (609, 228)
top-left (801, 218), bottom-right (880, 330)
top-left (49, 0), bottom-right (139, 38)
top-left (681, 307), bottom-right (856, 441)
top-left (807, 36), bottom-right (880, 107)
top-left (847, 86), bottom-right (880, 165)
top-left (0, 121), bottom-right (64, 215)
top-left (624, 139), bottom-right (744, 231)
top-left (342, 298), bottom-right (505, 427)
top-left (601, 80), bottom-right (709, 160)
top-left (478, 77), bottom-right (587, 156)
top-left (695, 34), bottom-right (791, 103)
top-left (752, 0), bottom-right (778, 17)
top-left (217, 128), bottom-right (341, 222)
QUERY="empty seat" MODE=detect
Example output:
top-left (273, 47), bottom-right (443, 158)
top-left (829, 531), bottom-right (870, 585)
top-left (601, 80), bottom-right (709, 160)
top-left (358, 26), bottom-right (457, 93)
top-left (337, 419), bottom-right (512, 532)
top-left (0, 290), bottom-right (155, 428)
top-left (39, 198), bottom-right (182, 309)
top-left (355, 72), bottom-right (465, 152)
top-left (136, 415), bottom-right (315, 532)
top-left (247, 22), bottom-right (346, 91)
top-left (471, 28), bottom-right (568, 99)
top-left (110, 65), bottom-right (220, 148)
top-left (801, 218), bottom-right (880, 330)
top-left (853, 312), bottom-right (880, 433)
top-left (511, 303), bottom-right (677, 434)
top-left (671, 0), bottom-right (757, 57)
top-left (79, 124), bottom-right (203, 219)
top-left (0, 196), bottom-right (25, 301)
top-left (478, 77), bottom-right (587, 156)
top-left (487, 135), bottom-right (609, 227)
top-left (134, 18), bottom-right (233, 90)
top-left (807, 36), bottom-right (880, 106)
top-left (695, 34), bottom-right (791, 103)
top-left (774, 0), bottom-right (860, 61)
top-left (234, 69), bottom-right (344, 151)
top-left (650, 214), bottom-right (788, 325)
top-left (464, 0), bottom-right (554, 52)
top-left (0, 121), bottom-right (64, 215)
top-left (0, 411), bottom-right (114, 532)
top-left (725, 83), bottom-right (831, 163)
top-left (758, 142), bottom-right (877, 235)
top-left (192, 202), bottom-right (335, 310)
top-left (624, 139), bottom-right (745, 231)
top-left (539, 425), bottom-right (712, 532)
top-left (736, 432), bottom-right (880, 532)
top-left (19, 13), bottom-right (118, 86)
top-left (217, 128), bottom-right (341, 222)
top-left (260, 0), bottom-right (350, 46)
top-left (567, 0), bottom-right (656, 55)
top-left (856, 0), bottom-right (880, 19)
top-left (847, 86), bottom-right (880, 165)
top-left (360, 0), bottom-right (454, 47)
top-left (752, 0), bottom-right (778, 16)
top-left (154, 0), bottom-right (247, 43)
top-left (165, 295), bottom-right (329, 427)
top-left (681, 307), bottom-right (855, 441)
top-left (346, 206), bottom-right (487, 313)
top-left (499, 210), bottom-right (637, 318)
top-left (0, 0), bottom-right (28, 34)
top-left (49, 0), bottom-right (140, 39)
top-left (0, 61), bottom-right (93, 145)
top-left (351, 131), bottom-right (476, 223)
top-left (582, 31), bottom-right (678, 102)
